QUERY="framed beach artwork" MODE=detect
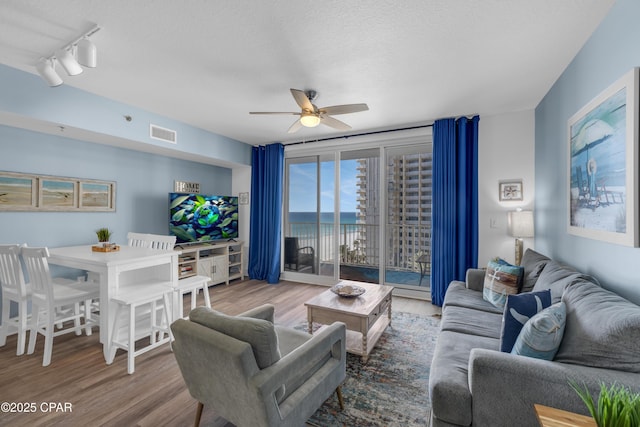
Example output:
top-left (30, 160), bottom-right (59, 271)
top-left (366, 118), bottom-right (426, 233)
top-left (0, 172), bottom-right (37, 210)
top-left (567, 68), bottom-right (639, 247)
top-left (79, 181), bottom-right (116, 211)
top-left (39, 179), bottom-right (77, 209)
top-left (0, 171), bottom-right (116, 212)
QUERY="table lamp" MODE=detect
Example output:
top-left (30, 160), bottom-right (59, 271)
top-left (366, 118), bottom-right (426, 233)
top-left (507, 210), bottom-right (534, 265)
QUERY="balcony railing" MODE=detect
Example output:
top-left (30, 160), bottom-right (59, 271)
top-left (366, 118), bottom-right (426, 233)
top-left (285, 222), bottom-right (430, 275)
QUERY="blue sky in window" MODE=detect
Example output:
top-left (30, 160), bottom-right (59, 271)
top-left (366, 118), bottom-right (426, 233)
top-left (289, 160), bottom-right (358, 212)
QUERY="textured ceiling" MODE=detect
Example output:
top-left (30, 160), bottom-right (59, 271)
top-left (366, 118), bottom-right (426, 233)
top-left (0, 0), bottom-right (615, 146)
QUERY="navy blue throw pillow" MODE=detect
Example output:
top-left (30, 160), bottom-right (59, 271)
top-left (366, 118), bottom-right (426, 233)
top-left (500, 289), bottom-right (552, 352)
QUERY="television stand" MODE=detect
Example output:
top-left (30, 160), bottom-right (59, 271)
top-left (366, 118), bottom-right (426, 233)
top-left (175, 240), bottom-right (244, 286)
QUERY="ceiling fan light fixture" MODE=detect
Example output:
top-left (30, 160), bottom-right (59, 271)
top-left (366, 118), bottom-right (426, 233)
top-left (300, 114), bottom-right (320, 128)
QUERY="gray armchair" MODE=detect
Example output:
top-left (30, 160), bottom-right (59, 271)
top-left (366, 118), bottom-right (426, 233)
top-left (170, 304), bottom-right (346, 427)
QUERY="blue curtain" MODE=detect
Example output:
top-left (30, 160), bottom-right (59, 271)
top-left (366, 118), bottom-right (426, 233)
top-left (431, 116), bottom-right (479, 306)
top-left (248, 143), bottom-right (284, 283)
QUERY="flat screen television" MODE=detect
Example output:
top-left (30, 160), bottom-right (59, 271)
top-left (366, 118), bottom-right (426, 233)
top-left (169, 193), bottom-right (238, 243)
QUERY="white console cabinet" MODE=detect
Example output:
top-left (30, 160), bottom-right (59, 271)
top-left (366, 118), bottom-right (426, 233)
top-left (176, 240), bottom-right (244, 285)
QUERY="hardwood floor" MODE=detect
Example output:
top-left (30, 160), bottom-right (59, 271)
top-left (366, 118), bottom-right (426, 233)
top-left (0, 280), bottom-right (440, 426)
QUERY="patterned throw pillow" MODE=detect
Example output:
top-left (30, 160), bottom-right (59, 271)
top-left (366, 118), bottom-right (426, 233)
top-left (500, 290), bottom-right (552, 352)
top-left (511, 302), bottom-right (566, 360)
top-left (482, 258), bottom-right (524, 309)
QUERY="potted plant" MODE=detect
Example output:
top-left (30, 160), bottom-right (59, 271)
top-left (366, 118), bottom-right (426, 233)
top-left (96, 227), bottom-right (113, 247)
top-left (571, 381), bottom-right (640, 427)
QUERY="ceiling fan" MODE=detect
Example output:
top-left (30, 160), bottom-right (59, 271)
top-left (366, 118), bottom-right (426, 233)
top-left (250, 88), bottom-right (369, 133)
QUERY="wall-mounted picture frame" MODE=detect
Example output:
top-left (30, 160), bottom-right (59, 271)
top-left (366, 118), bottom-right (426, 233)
top-left (40, 178), bottom-right (76, 209)
top-left (239, 192), bottom-right (249, 205)
top-left (499, 180), bottom-right (523, 201)
top-left (0, 171), bottom-right (116, 212)
top-left (567, 68), bottom-right (639, 247)
top-left (79, 181), bottom-right (116, 210)
top-left (0, 172), bottom-right (37, 210)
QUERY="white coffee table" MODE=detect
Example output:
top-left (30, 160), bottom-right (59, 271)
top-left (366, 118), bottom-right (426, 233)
top-left (305, 281), bottom-right (393, 362)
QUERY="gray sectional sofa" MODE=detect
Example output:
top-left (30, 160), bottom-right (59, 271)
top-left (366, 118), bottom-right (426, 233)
top-left (429, 249), bottom-right (640, 427)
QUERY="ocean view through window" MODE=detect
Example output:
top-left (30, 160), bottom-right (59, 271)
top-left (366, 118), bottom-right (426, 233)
top-left (284, 141), bottom-right (432, 289)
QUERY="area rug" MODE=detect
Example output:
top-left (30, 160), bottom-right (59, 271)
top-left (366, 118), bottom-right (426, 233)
top-left (306, 311), bottom-right (440, 427)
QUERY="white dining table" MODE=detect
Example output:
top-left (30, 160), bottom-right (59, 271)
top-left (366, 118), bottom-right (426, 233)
top-left (48, 244), bottom-right (181, 363)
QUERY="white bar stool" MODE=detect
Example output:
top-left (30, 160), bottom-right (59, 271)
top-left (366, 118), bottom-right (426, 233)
top-left (108, 283), bottom-right (173, 374)
top-left (172, 275), bottom-right (212, 319)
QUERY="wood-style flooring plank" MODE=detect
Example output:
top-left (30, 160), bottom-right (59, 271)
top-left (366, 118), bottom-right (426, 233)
top-left (0, 279), bottom-right (437, 426)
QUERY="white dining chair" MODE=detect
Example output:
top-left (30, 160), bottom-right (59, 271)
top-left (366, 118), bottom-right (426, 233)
top-left (22, 247), bottom-right (100, 367)
top-left (126, 232), bottom-right (151, 248)
top-left (145, 234), bottom-right (176, 250)
top-left (127, 232), bottom-right (176, 250)
top-left (0, 244), bottom-right (31, 355)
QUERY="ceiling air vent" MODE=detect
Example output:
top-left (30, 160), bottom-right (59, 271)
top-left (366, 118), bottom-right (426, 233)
top-left (150, 124), bottom-right (177, 144)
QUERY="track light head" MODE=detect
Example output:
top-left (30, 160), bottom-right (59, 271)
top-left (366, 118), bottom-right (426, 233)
top-left (36, 58), bottom-right (63, 87)
top-left (76, 38), bottom-right (97, 68)
top-left (55, 48), bottom-right (83, 76)
top-left (36, 24), bottom-right (100, 86)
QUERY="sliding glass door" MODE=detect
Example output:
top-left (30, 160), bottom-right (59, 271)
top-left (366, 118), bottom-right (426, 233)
top-left (384, 144), bottom-right (432, 290)
top-left (284, 155), bottom-right (335, 280)
top-left (339, 149), bottom-right (381, 284)
top-left (283, 129), bottom-right (432, 291)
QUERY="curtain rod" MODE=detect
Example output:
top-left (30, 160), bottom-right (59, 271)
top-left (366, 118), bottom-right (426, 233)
top-left (283, 123), bottom-right (433, 146)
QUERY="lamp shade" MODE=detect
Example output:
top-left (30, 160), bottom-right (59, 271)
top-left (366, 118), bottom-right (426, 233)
top-left (55, 48), bottom-right (83, 76)
top-left (300, 114), bottom-right (320, 127)
top-left (76, 38), bottom-right (97, 67)
top-left (507, 210), bottom-right (534, 238)
top-left (36, 58), bottom-right (63, 87)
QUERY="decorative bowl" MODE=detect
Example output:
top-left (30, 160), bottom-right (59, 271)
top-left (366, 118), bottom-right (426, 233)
top-left (331, 283), bottom-right (366, 298)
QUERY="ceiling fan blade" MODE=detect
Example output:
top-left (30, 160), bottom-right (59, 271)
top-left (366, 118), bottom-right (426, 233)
top-left (290, 88), bottom-right (314, 112)
top-left (287, 119), bottom-right (304, 133)
top-left (321, 103), bottom-right (369, 115)
top-left (321, 115), bottom-right (352, 131)
top-left (249, 111), bottom-right (300, 115)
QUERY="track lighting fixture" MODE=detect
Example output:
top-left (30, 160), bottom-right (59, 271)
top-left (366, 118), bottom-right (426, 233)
top-left (55, 48), bottom-right (83, 76)
top-left (36, 58), bottom-right (63, 87)
top-left (35, 25), bottom-right (100, 87)
top-left (77, 38), bottom-right (97, 68)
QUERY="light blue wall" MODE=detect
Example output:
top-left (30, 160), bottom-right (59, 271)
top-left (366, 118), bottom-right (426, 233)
top-left (1, 124), bottom-right (232, 247)
top-left (535, 0), bottom-right (640, 304)
top-left (0, 64), bottom-right (252, 167)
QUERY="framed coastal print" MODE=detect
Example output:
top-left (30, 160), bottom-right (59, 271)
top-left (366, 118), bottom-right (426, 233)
top-left (499, 180), bottom-right (523, 201)
top-left (0, 171), bottom-right (116, 212)
top-left (39, 178), bottom-right (77, 209)
top-left (567, 68), bottom-right (639, 247)
top-left (79, 181), bottom-right (116, 211)
top-left (0, 172), bottom-right (37, 210)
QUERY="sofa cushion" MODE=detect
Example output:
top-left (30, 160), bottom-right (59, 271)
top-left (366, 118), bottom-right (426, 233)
top-left (443, 281), bottom-right (503, 314)
top-left (520, 249), bottom-right (551, 293)
top-left (511, 302), bottom-right (566, 360)
top-left (483, 258), bottom-right (523, 309)
top-left (190, 307), bottom-right (281, 369)
top-left (555, 281), bottom-right (640, 373)
top-left (532, 260), bottom-right (600, 303)
top-left (441, 305), bottom-right (503, 339)
top-left (500, 290), bottom-right (552, 352)
top-left (429, 330), bottom-right (499, 426)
